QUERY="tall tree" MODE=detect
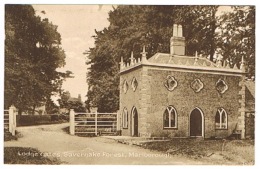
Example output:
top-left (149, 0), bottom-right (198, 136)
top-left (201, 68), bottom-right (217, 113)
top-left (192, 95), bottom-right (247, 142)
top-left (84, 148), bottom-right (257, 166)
top-left (5, 5), bottom-right (70, 115)
top-left (174, 5), bottom-right (219, 59)
top-left (216, 6), bottom-right (255, 77)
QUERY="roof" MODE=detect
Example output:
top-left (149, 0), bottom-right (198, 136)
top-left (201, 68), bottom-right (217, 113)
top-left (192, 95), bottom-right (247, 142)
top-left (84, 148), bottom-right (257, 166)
top-left (120, 52), bottom-right (245, 76)
top-left (148, 53), bottom-right (216, 67)
top-left (245, 80), bottom-right (255, 112)
top-left (68, 97), bottom-right (80, 102)
top-left (245, 80), bottom-right (255, 98)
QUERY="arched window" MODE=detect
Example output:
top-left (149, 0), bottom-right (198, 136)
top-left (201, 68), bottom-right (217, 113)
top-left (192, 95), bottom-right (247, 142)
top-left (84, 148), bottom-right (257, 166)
top-left (122, 108), bottom-right (128, 128)
top-left (163, 106), bottom-right (177, 128)
top-left (215, 108), bottom-right (227, 129)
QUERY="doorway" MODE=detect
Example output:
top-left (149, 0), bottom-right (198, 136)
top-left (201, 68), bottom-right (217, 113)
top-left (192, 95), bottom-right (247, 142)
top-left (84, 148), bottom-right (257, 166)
top-left (190, 108), bottom-right (204, 137)
top-left (131, 107), bottom-right (138, 137)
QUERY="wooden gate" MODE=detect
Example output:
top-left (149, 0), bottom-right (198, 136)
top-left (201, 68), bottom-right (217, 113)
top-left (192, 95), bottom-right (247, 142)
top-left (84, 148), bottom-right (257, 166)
top-left (70, 109), bottom-right (118, 136)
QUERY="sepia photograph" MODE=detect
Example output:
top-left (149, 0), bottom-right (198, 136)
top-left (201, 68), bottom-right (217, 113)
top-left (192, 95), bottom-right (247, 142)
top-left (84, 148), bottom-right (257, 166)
top-left (2, 1), bottom-right (256, 165)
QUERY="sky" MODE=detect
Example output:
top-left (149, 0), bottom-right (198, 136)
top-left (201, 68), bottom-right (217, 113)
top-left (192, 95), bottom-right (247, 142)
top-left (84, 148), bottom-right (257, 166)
top-left (32, 5), bottom-right (113, 102)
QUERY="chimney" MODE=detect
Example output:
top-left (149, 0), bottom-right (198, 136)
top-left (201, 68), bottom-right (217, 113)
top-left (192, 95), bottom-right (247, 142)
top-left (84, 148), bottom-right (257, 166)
top-left (170, 24), bottom-right (185, 56)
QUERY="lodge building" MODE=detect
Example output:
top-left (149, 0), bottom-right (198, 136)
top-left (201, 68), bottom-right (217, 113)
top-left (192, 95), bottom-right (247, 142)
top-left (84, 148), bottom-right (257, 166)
top-left (119, 24), bottom-right (253, 139)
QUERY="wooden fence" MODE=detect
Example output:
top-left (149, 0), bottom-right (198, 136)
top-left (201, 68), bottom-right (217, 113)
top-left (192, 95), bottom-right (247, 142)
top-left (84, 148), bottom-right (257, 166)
top-left (69, 109), bottom-right (119, 136)
top-left (4, 106), bottom-right (17, 136)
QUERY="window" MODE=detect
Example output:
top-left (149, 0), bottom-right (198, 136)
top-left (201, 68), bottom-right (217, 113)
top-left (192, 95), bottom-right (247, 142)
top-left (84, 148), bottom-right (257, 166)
top-left (216, 79), bottom-right (228, 94)
top-left (163, 106), bottom-right (177, 128)
top-left (164, 75), bottom-right (178, 91)
top-left (123, 80), bottom-right (128, 94)
top-left (131, 77), bottom-right (138, 92)
top-left (190, 79), bottom-right (204, 93)
top-left (122, 108), bottom-right (128, 128)
top-left (215, 108), bottom-right (227, 129)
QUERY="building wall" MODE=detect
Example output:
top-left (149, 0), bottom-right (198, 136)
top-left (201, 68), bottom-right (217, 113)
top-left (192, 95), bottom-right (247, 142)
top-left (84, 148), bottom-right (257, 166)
top-left (245, 86), bottom-right (255, 138)
top-left (144, 68), bottom-right (242, 138)
top-left (120, 67), bottom-right (143, 136)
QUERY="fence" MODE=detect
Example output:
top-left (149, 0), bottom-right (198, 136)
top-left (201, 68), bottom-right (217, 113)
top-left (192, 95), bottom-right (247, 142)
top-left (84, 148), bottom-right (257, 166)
top-left (69, 109), bottom-right (119, 136)
top-left (4, 106), bottom-right (17, 136)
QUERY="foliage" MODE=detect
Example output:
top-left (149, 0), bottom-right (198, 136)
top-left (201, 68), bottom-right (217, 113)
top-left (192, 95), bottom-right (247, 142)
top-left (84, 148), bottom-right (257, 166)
top-left (216, 6), bottom-right (255, 77)
top-left (5, 5), bottom-right (71, 115)
top-left (58, 91), bottom-right (71, 108)
top-left (58, 91), bottom-right (85, 112)
top-left (174, 5), bottom-right (219, 59)
top-left (46, 97), bottom-right (60, 114)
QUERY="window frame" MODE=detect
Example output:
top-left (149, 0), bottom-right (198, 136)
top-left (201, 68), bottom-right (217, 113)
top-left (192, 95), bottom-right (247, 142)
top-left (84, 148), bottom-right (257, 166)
top-left (163, 106), bottom-right (178, 129)
top-left (122, 107), bottom-right (128, 129)
top-left (215, 108), bottom-right (228, 130)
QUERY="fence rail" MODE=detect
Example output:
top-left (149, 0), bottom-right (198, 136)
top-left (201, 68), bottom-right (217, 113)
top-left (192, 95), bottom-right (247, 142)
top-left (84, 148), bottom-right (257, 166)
top-left (4, 106), bottom-right (17, 136)
top-left (69, 109), bottom-right (118, 136)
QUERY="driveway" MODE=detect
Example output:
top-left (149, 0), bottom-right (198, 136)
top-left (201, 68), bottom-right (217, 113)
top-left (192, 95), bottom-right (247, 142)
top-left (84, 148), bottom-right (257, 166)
top-left (4, 123), bottom-right (209, 165)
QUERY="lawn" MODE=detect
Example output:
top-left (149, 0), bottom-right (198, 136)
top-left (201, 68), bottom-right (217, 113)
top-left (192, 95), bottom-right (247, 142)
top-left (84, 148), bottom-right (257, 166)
top-left (140, 138), bottom-right (254, 165)
top-left (4, 147), bottom-right (62, 164)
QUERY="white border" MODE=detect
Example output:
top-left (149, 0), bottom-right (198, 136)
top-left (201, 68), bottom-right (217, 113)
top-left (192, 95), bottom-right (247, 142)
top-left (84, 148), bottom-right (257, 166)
top-left (1, 0), bottom-right (258, 169)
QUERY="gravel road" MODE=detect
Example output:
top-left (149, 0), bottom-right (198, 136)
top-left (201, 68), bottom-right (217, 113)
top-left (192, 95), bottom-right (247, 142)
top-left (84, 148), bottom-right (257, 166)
top-left (4, 123), bottom-right (208, 165)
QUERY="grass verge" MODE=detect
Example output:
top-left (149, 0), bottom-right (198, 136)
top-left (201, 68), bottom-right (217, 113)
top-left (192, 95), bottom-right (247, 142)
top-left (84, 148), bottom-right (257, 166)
top-left (4, 147), bottom-right (62, 164)
top-left (140, 138), bottom-right (254, 165)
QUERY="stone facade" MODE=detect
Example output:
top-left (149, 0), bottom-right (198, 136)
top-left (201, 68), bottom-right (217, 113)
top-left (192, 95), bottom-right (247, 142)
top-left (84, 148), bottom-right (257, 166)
top-left (119, 24), bottom-right (249, 139)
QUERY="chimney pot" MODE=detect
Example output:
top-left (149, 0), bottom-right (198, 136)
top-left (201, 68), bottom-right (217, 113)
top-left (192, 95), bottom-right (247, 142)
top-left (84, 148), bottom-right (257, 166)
top-left (173, 24), bottom-right (178, 37)
top-left (177, 25), bottom-right (183, 37)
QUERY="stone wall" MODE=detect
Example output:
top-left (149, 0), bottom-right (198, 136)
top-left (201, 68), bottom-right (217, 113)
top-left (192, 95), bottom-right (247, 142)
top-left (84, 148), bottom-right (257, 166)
top-left (120, 67), bottom-right (142, 136)
top-left (145, 68), bottom-right (241, 138)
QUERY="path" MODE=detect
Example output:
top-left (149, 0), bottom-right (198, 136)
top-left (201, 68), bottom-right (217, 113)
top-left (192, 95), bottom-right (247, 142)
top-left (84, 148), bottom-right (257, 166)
top-left (4, 123), bottom-right (209, 165)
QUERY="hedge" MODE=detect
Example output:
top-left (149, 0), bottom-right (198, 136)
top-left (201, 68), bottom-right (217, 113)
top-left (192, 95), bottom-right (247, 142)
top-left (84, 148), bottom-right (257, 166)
top-left (16, 114), bottom-right (69, 126)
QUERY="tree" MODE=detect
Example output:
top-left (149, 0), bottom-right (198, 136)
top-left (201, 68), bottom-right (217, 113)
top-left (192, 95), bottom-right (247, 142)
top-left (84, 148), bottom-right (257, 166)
top-left (67, 100), bottom-right (85, 113)
top-left (46, 97), bottom-right (59, 114)
top-left (216, 6), bottom-right (255, 77)
top-left (58, 91), bottom-right (71, 109)
top-left (174, 5), bottom-right (219, 59)
top-left (58, 91), bottom-right (85, 112)
top-left (5, 5), bottom-right (70, 115)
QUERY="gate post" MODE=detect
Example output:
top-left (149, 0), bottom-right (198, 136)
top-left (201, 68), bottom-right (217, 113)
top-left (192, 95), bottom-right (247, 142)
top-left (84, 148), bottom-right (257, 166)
top-left (9, 105), bottom-right (16, 135)
top-left (117, 110), bottom-right (120, 131)
top-left (95, 111), bottom-right (98, 136)
top-left (70, 109), bottom-right (75, 135)
top-left (13, 107), bottom-right (17, 136)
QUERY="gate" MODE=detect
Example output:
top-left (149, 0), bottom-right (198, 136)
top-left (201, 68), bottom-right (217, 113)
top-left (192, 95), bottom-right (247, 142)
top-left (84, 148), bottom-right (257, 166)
top-left (69, 109), bottom-right (118, 136)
